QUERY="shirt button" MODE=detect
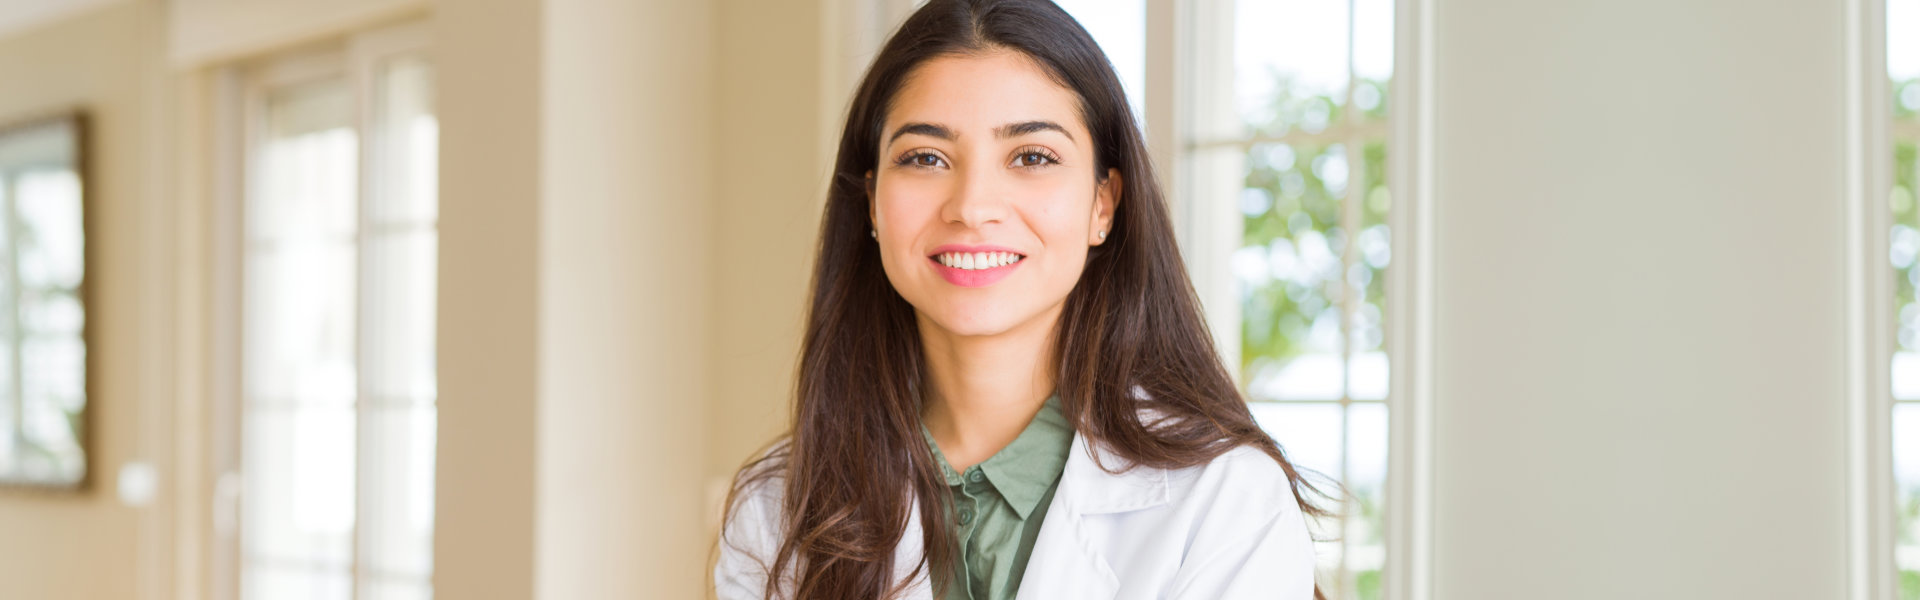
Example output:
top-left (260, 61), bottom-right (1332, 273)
top-left (958, 508), bottom-right (974, 525)
top-left (967, 470), bottom-right (985, 483)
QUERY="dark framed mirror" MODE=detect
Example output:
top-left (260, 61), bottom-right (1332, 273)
top-left (0, 112), bottom-right (89, 491)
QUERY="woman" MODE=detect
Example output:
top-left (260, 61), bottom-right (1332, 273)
top-left (715, 1), bottom-right (1329, 598)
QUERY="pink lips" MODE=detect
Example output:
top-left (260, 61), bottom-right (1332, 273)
top-left (928, 244), bottom-right (1026, 288)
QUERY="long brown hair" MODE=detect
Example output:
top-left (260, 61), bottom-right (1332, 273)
top-left (721, 1), bottom-right (1334, 598)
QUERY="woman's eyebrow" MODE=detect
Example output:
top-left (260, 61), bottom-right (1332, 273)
top-left (994, 120), bottom-right (1072, 142)
top-left (888, 122), bottom-right (955, 145)
top-left (886, 120), bottom-right (1075, 147)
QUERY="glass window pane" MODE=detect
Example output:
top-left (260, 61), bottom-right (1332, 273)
top-left (1892, 0), bottom-right (1920, 93)
top-left (1248, 402), bottom-right (1343, 496)
top-left (1236, 0), bottom-right (1349, 134)
top-left (1053, 0), bottom-right (1146, 121)
top-left (374, 56), bottom-right (438, 225)
top-left (1353, 0), bottom-right (1394, 120)
top-left (366, 404), bottom-right (437, 578)
top-left (1898, 138), bottom-right (1920, 400)
top-left (244, 241), bottom-right (357, 402)
top-left (1347, 403), bottom-right (1387, 600)
top-left (253, 78), bottom-right (357, 242)
top-left (1897, 404), bottom-right (1920, 599)
top-left (368, 230), bottom-right (437, 401)
top-left (243, 405), bottom-right (356, 566)
top-left (242, 563), bottom-right (350, 600)
top-left (1242, 142), bottom-right (1348, 401)
top-left (367, 578), bottom-right (432, 600)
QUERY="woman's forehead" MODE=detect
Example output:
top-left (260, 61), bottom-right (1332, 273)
top-left (885, 52), bottom-right (1089, 144)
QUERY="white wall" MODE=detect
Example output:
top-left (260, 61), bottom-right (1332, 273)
top-left (1429, 0), bottom-right (1848, 597)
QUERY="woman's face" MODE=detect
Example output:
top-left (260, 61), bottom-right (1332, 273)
top-left (868, 51), bottom-right (1121, 339)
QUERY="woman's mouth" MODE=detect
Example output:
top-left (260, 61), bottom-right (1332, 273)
top-left (928, 250), bottom-right (1025, 287)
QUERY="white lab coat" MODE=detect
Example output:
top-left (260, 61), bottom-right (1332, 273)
top-left (714, 428), bottom-right (1317, 599)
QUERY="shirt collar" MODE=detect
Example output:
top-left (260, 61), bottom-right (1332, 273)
top-left (976, 395), bottom-right (1072, 519)
top-left (921, 395), bottom-right (1075, 520)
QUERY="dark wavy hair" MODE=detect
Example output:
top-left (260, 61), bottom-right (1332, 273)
top-left (720, 0), bottom-right (1333, 598)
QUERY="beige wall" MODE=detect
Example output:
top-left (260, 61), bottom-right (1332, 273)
top-left (706, 0), bottom-right (832, 520)
top-left (432, 0), bottom-right (542, 596)
top-left (1429, 0), bottom-right (1848, 597)
top-left (0, 0), bottom-right (835, 596)
top-left (0, 1), bottom-right (167, 599)
top-left (436, 0), bottom-right (835, 595)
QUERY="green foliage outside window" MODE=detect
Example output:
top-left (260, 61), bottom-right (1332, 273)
top-left (1896, 75), bottom-right (1920, 600)
top-left (1237, 75), bottom-right (1391, 393)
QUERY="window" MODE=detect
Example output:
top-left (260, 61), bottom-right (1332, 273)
top-left (1210, 1), bottom-right (1395, 598)
top-left (1056, 0), bottom-right (1401, 597)
top-left (1051, 0), bottom-right (1146, 120)
top-left (219, 22), bottom-right (438, 600)
top-left (1890, 1), bottom-right (1920, 595)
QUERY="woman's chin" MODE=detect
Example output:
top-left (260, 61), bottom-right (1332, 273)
top-left (922, 309), bottom-right (1028, 339)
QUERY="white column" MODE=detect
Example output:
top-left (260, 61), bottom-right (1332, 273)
top-left (436, 0), bottom-right (717, 597)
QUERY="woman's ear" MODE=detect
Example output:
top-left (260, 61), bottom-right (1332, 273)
top-left (1090, 167), bottom-right (1122, 245)
top-left (865, 169), bottom-right (877, 225)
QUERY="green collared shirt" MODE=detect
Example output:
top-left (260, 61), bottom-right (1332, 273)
top-left (920, 395), bottom-right (1075, 600)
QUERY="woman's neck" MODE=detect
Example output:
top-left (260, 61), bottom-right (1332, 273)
top-left (917, 305), bottom-right (1061, 472)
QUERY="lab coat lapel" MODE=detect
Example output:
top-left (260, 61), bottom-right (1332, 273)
top-left (893, 495), bottom-right (936, 600)
top-left (1012, 430), bottom-right (1169, 600)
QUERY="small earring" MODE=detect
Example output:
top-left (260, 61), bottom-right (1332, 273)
top-left (870, 229), bottom-right (877, 239)
top-left (1097, 230), bottom-right (1107, 239)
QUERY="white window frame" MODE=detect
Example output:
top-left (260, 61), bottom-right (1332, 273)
top-left (1152, 1), bottom-right (1435, 598)
top-left (1847, 0), bottom-right (1900, 598)
top-left (829, 0), bottom-right (1436, 598)
top-left (209, 20), bottom-right (434, 600)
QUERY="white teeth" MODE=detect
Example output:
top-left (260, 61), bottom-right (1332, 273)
top-left (938, 251), bottom-right (1024, 269)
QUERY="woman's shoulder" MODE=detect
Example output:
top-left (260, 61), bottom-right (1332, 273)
top-left (1124, 402), bottom-right (1302, 510)
top-left (724, 437), bottom-right (793, 512)
top-left (715, 439), bottom-right (794, 599)
top-left (1146, 440), bottom-right (1304, 521)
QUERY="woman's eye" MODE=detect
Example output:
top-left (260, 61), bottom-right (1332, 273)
top-left (1014, 151), bottom-right (1057, 168)
top-left (899, 152), bottom-right (944, 169)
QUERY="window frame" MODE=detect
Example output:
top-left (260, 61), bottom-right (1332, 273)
top-left (1150, 1), bottom-right (1435, 598)
top-left (209, 19), bottom-right (435, 600)
top-left (1849, 0), bottom-right (1902, 598)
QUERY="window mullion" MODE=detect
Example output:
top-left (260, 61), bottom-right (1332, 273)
top-left (4, 174), bottom-right (19, 453)
top-left (350, 45), bottom-right (376, 600)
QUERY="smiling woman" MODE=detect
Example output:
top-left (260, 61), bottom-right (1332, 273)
top-left (714, 1), bottom-right (1329, 599)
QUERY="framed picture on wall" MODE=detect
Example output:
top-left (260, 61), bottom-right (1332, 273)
top-left (0, 112), bottom-right (90, 491)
